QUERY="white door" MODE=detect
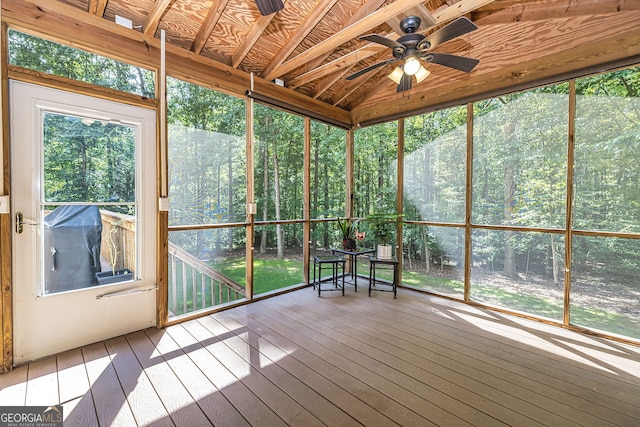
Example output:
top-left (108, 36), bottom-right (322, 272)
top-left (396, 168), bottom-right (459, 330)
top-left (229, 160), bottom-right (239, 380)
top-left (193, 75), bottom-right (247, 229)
top-left (11, 81), bottom-right (157, 364)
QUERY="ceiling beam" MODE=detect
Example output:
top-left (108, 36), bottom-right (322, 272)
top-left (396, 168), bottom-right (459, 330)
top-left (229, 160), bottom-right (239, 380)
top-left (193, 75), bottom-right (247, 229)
top-left (261, 0), bottom-right (339, 81)
top-left (287, 0), bottom-right (387, 88)
top-left (143, 0), bottom-right (172, 37)
top-left (344, 72), bottom-right (393, 109)
top-left (87, 0), bottom-right (108, 17)
top-left (472, 0), bottom-right (640, 24)
top-left (313, 67), bottom-right (353, 98)
top-left (191, 0), bottom-right (230, 54)
top-left (289, 44), bottom-right (387, 88)
top-left (231, 5), bottom-right (281, 68)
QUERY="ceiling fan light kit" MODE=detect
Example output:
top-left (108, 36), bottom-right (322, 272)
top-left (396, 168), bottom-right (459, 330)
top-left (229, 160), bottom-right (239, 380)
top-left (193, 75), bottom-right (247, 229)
top-left (388, 67), bottom-right (405, 85)
top-left (414, 66), bottom-right (430, 83)
top-left (346, 16), bottom-right (479, 92)
top-left (403, 57), bottom-right (421, 75)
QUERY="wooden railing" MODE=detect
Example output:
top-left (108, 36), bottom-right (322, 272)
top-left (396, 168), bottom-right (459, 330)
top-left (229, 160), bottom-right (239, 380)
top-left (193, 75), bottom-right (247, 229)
top-left (168, 243), bottom-right (245, 316)
top-left (99, 210), bottom-right (136, 273)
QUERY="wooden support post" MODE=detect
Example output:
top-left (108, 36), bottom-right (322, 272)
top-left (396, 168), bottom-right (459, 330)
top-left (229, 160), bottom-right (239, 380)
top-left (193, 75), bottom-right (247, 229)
top-left (303, 118), bottom-right (311, 285)
top-left (245, 96), bottom-right (255, 299)
top-left (396, 118), bottom-right (404, 285)
top-left (464, 102), bottom-right (474, 302)
top-left (564, 80), bottom-right (576, 327)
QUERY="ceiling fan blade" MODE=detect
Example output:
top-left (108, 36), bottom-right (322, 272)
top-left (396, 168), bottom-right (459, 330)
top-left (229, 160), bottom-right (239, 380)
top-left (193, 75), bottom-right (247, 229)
top-left (255, 0), bottom-right (284, 16)
top-left (360, 34), bottom-right (405, 52)
top-left (397, 73), bottom-right (412, 92)
top-left (345, 59), bottom-right (396, 80)
top-left (423, 17), bottom-right (478, 50)
top-left (426, 53), bottom-right (479, 73)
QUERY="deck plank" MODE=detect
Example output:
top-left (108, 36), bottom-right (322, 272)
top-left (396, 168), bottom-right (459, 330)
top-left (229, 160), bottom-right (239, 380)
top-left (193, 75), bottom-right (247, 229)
top-left (343, 287), bottom-right (639, 422)
top-left (345, 288), bottom-right (640, 419)
top-left (191, 316), bottom-right (324, 427)
top-left (166, 323), bottom-right (287, 426)
top-left (257, 293), bottom-right (510, 426)
top-left (0, 364), bottom-right (28, 405)
top-left (82, 342), bottom-right (137, 426)
top-left (144, 327), bottom-right (250, 427)
top-left (2, 287), bottom-right (639, 427)
top-left (198, 314), bottom-right (362, 427)
top-left (231, 301), bottom-right (441, 426)
top-left (57, 348), bottom-right (98, 427)
top-left (25, 356), bottom-right (58, 406)
top-left (125, 330), bottom-right (212, 427)
top-left (217, 310), bottom-right (401, 427)
top-left (103, 335), bottom-right (173, 426)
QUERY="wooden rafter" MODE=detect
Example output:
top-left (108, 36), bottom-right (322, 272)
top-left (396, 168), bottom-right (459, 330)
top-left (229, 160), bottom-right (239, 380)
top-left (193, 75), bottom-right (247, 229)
top-left (333, 66), bottom-right (387, 106)
top-left (274, 0), bottom-right (496, 81)
top-left (288, 0), bottom-right (388, 89)
top-left (261, 0), bottom-right (339, 81)
top-left (289, 44), bottom-right (387, 88)
top-left (143, 0), bottom-right (172, 37)
top-left (87, 0), bottom-right (108, 17)
top-left (313, 67), bottom-right (353, 98)
top-left (472, 0), bottom-right (640, 24)
top-left (231, 8), bottom-right (279, 68)
top-left (192, 0), bottom-right (230, 54)
top-left (345, 68), bottom-right (395, 108)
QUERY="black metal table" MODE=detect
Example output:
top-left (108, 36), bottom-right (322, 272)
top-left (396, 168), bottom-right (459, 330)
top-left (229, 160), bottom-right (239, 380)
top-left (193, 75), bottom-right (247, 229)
top-left (313, 254), bottom-right (346, 296)
top-left (330, 247), bottom-right (376, 291)
top-left (368, 255), bottom-right (399, 298)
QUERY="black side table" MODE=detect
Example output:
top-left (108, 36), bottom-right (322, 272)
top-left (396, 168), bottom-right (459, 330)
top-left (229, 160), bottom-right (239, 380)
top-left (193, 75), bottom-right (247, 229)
top-left (331, 247), bottom-right (376, 291)
top-left (368, 255), bottom-right (399, 298)
top-left (313, 254), bottom-right (346, 296)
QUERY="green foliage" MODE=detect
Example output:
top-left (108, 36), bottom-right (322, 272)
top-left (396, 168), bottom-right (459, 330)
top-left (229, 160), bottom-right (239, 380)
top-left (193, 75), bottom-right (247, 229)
top-left (9, 30), bottom-right (154, 98)
top-left (365, 213), bottom-right (401, 245)
top-left (336, 217), bottom-right (359, 240)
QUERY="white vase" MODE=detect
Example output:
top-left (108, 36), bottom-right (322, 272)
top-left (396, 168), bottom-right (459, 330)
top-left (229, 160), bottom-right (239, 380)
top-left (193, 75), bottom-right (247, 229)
top-left (377, 244), bottom-right (392, 259)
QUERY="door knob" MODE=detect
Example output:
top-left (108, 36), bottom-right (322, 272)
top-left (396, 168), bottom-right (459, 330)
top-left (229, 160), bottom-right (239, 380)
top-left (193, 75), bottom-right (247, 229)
top-left (15, 212), bottom-right (38, 234)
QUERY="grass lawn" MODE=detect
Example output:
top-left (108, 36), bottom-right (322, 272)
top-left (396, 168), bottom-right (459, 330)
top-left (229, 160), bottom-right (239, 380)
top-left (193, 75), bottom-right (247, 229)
top-left (169, 256), bottom-right (639, 339)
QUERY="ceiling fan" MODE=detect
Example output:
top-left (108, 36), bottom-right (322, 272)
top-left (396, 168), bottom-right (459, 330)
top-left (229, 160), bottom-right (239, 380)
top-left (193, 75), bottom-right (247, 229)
top-left (346, 16), bottom-right (479, 92)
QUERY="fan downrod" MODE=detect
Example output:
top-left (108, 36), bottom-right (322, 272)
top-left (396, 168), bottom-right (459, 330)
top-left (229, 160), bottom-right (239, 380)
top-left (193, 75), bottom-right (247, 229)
top-left (400, 16), bottom-right (421, 34)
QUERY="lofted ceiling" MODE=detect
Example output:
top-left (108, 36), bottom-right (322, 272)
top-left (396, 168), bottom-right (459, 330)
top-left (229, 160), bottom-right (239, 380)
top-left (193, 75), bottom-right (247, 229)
top-left (4, 0), bottom-right (640, 126)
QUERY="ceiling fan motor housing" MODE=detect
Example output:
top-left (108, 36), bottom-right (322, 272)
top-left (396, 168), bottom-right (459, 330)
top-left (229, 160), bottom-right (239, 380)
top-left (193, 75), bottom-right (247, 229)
top-left (400, 16), bottom-right (421, 34)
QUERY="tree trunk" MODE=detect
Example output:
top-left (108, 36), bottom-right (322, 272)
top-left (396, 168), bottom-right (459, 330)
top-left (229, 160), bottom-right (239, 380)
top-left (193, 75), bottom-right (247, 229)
top-left (503, 121), bottom-right (517, 278)
top-left (260, 141), bottom-right (268, 254)
top-left (228, 154), bottom-right (233, 251)
top-left (422, 226), bottom-right (430, 273)
top-left (273, 150), bottom-right (284, 259)
top-left (550, 234), bottom-right (559, 286)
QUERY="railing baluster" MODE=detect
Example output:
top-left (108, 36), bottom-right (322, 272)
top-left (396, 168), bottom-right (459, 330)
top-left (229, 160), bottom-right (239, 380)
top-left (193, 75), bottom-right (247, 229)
top-left (171, 253), bottom-right (177, 315)
top-left (191, 267), bottom-right (197, 311)
top-left (182, 261), bottom-right (187, 314)
top-left (201, 273), bottom-right (206, 310)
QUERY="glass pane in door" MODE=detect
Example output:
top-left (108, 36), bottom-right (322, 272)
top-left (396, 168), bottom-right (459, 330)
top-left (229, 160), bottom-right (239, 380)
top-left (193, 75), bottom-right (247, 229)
top-left (42, 112), bottom-right (137, 294)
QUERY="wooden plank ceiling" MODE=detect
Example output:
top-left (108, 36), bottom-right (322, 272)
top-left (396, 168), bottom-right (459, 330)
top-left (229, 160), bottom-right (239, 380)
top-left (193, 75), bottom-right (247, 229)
top-left (16, 0), bottom-right (640, 123)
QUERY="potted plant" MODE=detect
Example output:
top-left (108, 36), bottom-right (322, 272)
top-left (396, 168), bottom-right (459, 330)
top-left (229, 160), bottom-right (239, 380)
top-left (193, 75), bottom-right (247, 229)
top-left (365, 213), bottom-right (402, 259)
top-left (336, 217), bottom-right (359, 250)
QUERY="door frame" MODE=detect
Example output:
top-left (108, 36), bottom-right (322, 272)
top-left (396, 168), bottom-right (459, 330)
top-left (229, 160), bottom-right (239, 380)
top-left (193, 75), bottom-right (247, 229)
top-left (9, 80), bottom-right (158, 364)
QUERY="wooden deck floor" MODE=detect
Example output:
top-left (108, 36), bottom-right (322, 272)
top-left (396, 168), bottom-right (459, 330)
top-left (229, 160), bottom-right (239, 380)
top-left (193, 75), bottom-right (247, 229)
top-left (2, 280), bottom-right (640, 426)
